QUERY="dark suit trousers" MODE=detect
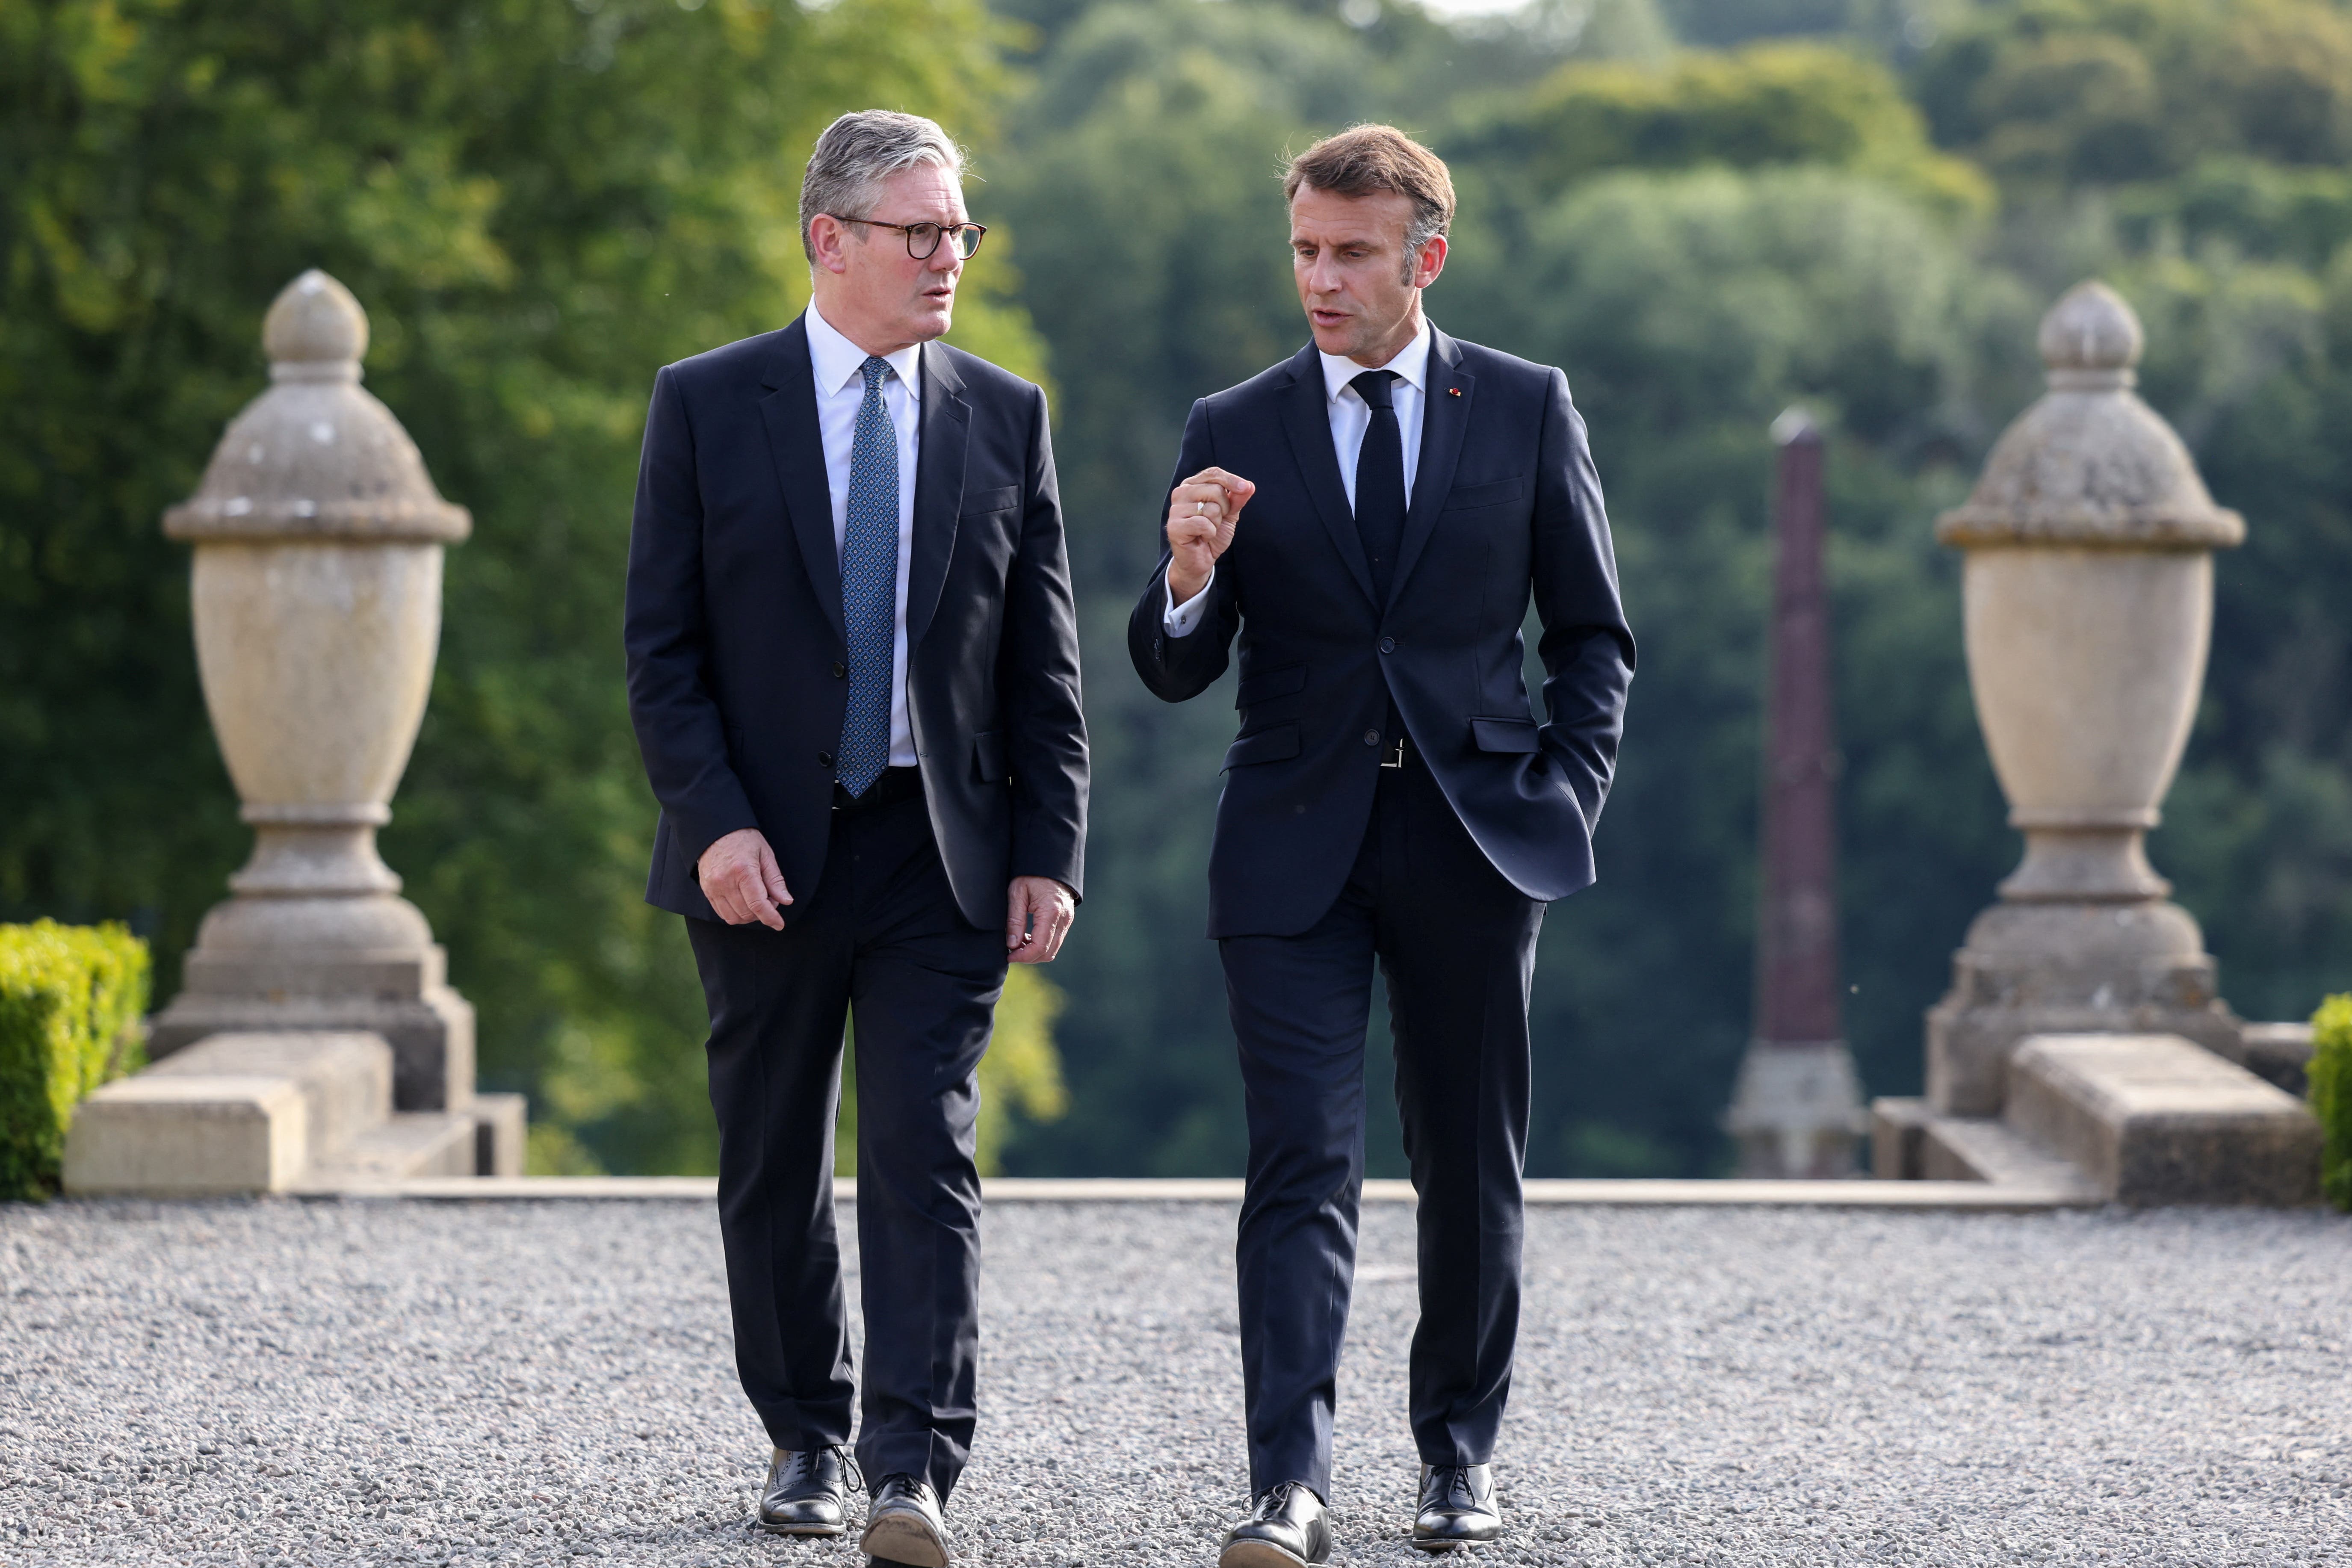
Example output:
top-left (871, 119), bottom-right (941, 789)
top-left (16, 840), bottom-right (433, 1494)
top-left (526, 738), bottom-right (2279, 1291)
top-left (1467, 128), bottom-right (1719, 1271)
top-left (1221, 749), bottom-right (1542, 1499)
top-left (686, 785), bottom-right (1005, 1502)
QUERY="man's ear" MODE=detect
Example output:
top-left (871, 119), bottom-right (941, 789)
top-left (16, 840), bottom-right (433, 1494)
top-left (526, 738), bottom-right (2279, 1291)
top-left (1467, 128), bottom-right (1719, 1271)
top-left (1411, 232), bottom-right (1448, 291)
top-left (809, 214), bottom-right (853, 277)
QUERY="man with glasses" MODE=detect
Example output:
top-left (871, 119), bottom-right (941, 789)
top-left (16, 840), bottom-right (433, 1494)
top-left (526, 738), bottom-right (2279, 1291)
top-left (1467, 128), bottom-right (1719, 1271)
top-left (1129, 125), bottom-right (1634, 1565)
top-left (625, 109), bottom-right (1087, 1566)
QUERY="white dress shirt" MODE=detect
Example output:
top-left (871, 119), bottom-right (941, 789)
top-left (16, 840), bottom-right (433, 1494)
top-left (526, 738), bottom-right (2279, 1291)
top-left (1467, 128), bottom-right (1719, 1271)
top-left (807, 301), bottom-right (921, 767)
top-left (1166, 317), bottom-right (1433, 636)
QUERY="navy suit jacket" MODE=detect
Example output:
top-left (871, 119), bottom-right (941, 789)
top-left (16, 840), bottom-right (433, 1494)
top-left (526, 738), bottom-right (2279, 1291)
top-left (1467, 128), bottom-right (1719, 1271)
top-left (626, 316), bottom-right (1087, 929)
top-left (1127, 328), bottom-right (1634, 938)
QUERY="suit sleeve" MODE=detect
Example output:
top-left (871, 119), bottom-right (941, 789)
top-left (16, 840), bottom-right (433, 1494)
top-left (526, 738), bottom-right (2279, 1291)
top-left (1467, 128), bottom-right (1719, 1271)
top-left (999, 381), bottom-right (1090, 899)
top-left (1530, 367), bottom-right (1637, 832)
top-left (623, 365), bottom-right (759, 868)
top-left (1126, 397), bottom-right (1241, 702)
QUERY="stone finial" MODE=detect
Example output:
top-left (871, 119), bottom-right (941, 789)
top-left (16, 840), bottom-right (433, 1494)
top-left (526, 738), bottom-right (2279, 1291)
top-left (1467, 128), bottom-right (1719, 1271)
top-left (1936, 278), bottom-right (2243, 551)
top-left (163, 270), bottom-right (469, 543)
top-left (263, 270), bottom-right (369, 383)
top-left (2037, 280), bottom-right (2142, 387)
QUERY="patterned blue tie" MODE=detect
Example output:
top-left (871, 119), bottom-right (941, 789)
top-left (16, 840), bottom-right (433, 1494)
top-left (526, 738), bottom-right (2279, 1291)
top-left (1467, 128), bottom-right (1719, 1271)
top-left (836, 355), bottom-right (898, 797)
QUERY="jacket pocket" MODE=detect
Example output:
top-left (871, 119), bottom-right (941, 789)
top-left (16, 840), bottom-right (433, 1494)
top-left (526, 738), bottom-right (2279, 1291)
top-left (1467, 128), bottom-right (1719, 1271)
top-left (1234, 663), bottom-right (1308, 708)
top-left (961, 484), bottom-right (1021, 516)
top-left (1445, 476), bottom-right (1525, 511)
top-left (973, 730), bottom-right (1008, 782)
top-left (1470, 716), bottom-right (1539, 753)
top-left (1222, 723), bottom-right (1301, 771)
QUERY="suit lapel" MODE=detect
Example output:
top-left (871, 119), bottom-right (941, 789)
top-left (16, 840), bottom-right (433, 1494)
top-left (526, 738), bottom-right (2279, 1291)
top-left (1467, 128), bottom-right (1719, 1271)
top-left (906, 340), bottom-right (969, 650)
top-left (756, 317), bottom-right (846, 646)
top-left (1276, 348), bottom-right (1377, 607)
top-left (1390, 326), bottom-right (1472, 609)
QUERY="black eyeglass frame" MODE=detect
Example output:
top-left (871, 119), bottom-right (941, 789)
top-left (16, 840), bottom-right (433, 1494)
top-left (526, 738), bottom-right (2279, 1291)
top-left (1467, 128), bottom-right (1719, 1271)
top-left (827, 216), bottom-right (988, 260)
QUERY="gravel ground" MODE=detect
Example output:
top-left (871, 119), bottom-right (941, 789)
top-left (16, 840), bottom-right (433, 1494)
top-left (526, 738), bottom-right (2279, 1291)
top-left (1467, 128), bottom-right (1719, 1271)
top-left (2, 1198), bottom-right (2346, 1567)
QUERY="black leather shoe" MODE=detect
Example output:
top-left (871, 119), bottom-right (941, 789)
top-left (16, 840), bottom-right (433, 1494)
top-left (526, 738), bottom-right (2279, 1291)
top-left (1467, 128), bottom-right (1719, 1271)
top-left (1412, 1463), bottom-right (1501, 1551)
top-left (757, 1445), bottom-right (860, 1537)
top-left (859, 1473), bottom-right (950, 1566)
top-left (1219, 1480), bottom-right (1331, 1568)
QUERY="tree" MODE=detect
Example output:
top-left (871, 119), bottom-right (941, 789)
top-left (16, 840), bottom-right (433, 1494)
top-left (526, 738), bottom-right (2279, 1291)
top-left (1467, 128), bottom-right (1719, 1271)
top-left (0, 0), bottom-right (1055, 1173)
top-left (1456, 41), bottom-right (1992, 216)
top-left (1913, 0), bottom-right (2352, 188)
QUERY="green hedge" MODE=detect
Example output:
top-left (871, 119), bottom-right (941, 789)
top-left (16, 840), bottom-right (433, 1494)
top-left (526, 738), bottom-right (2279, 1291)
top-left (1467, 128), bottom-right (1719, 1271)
top-left (0, 921), bottom-right (150, 1200)
top-left (2313, 995), bottom-right (2352, 1213)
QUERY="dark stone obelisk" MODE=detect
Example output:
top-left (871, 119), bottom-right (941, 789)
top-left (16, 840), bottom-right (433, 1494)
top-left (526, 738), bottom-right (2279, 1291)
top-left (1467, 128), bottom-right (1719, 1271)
top-left (1726, 410), bottom-right (1864, 1177)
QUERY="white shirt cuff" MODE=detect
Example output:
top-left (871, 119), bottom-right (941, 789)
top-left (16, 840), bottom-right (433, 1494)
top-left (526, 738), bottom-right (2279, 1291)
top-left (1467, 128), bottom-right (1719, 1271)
top-left (1163, 568), bottom-right (1214, 638)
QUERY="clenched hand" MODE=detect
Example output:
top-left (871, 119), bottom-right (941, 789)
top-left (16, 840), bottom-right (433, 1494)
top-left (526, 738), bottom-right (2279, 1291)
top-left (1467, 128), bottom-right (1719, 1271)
top-left (1165, 467), bottom-right (1256, 605)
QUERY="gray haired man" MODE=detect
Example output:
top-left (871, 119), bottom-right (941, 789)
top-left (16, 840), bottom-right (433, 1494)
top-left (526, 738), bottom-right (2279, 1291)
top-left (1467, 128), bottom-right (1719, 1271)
top-left (624, 111), bottom-right (1088, 1565)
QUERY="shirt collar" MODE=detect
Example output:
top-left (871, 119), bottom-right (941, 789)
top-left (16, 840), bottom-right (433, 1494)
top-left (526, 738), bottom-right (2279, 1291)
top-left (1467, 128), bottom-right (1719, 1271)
top-left (805, 301), bottom-right (924, 402)
top-left (1320, 316), bottom-right (1433, 406)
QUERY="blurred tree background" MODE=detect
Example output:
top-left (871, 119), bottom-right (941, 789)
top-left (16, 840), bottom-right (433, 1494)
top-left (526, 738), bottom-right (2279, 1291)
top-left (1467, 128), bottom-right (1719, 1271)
top-left (6, 0), bottom-right (2352, 1176)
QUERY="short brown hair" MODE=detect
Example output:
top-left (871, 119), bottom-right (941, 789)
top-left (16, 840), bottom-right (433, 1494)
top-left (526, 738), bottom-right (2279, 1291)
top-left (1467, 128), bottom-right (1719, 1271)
top-left (1283, 125), bottom-right (1456, 260)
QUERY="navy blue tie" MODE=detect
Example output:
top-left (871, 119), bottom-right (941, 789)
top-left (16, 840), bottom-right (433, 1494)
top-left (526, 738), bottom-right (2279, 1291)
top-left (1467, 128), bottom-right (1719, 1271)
top-left (836, 355), bottom-right (898, 798)
top-left (1351, 369), bottom-right (1406, 602)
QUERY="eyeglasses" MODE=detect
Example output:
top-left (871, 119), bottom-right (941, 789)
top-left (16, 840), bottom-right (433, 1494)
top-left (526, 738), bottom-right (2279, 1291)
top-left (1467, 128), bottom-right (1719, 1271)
top-left (829, 216), bottom-right (987, 261)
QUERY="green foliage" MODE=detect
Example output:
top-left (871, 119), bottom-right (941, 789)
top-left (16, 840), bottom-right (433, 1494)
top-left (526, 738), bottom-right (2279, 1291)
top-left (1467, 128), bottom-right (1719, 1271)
top-left (1660, 0), bottom-right (1968, 53)
top-left (2115, 157), bottom-right (2352, 272)
top-left (16, 0), bottom-right (2352, 1183)
top-left (1913, 0), bottom-right (2352, 188)
top-left (993, 0), bottom-right (2034, 1177)
top-left (1460, 41), bottom-right (1993, 215)
top-left (0, 0), bottom-right (1047, 1174)
top-left (0, 920), bottom-right (149, 1200)
top-left (2306, 994), bottom-right (2352, 1210)
top-left (979, 967), bottom-right (1070, 1173)
top-left (1446, 167), bottom-right (2024, 1166)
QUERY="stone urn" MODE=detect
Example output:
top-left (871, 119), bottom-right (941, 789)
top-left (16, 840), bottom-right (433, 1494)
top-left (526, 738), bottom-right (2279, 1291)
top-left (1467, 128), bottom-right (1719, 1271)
top-left (1924, 281), bottom-right (2246, 1115)
top-left (150, 271), bottom-right (477, 1113)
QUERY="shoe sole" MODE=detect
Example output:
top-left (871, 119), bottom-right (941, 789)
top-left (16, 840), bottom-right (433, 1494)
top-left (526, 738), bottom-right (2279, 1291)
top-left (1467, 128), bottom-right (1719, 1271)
top-left (1412, 1528), bottom-right (1501, 1554)
top-left (860, 1512), bottom-right (950, 1567)
top-left (1219, 1541), bottom-right (1314, 1568)
top-left (756, 1518), bottom-right (847, 1538)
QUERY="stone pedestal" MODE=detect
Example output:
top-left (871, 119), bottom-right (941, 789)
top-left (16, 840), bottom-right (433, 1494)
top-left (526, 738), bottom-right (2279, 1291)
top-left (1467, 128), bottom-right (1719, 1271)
top-left (2007, 1034), bottom-right (2321, 1206)
top-left (1923, 281), bottom-right (2246, 1115)
top-left (1925, 901), bottom-right (2240, 1115)
top-left (150, 948), bottom-right (474, 1114)
top-left (148, 271), bottom-right (485, 1120)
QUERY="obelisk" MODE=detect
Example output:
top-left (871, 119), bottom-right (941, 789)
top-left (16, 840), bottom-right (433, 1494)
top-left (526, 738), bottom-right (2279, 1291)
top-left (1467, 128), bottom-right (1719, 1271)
top-left (1726, 410), bottom-right (1864, 1177)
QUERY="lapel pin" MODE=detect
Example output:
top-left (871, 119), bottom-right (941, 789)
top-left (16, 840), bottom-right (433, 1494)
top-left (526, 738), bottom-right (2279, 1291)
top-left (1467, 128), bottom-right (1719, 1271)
top-left (1447, 387), bottom-right (1462, 396)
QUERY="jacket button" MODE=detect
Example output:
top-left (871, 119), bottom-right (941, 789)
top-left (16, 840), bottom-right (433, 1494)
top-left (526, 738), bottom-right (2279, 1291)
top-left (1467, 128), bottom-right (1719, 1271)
top-left (831, 661), bottom-right (847, 679)
top-left (1379, 636), bottom-right (1396, 654)
top-left (816, 752), bottom-right (834, 768)
top-left (1363, 729), bottom-right (1380, 747)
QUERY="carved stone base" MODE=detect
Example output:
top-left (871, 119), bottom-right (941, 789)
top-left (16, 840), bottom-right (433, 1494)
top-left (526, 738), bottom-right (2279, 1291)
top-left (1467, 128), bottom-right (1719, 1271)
top-left (1925, 899), bottom-right (2240, 1115)
top-left (152, 942), bottom-right (474, 1114)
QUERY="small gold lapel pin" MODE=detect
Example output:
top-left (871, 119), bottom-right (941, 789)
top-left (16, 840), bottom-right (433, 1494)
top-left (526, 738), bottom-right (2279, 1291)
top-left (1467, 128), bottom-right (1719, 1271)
top-left (1447, 387), bottom-right (1462, 396)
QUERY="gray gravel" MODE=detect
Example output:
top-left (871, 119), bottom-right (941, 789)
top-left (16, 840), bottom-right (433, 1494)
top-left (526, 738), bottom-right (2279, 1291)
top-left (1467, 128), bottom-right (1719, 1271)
top-left (3, 1198), bottom-right (2346, 1566)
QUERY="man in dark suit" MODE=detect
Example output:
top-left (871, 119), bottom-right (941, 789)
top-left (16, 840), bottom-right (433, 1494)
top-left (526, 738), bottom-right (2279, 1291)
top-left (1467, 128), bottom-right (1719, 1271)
top-left (1128, 125), bottom-right (1634, 1565)
top-left (626, 110), bottom-right (1087, 1568)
